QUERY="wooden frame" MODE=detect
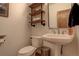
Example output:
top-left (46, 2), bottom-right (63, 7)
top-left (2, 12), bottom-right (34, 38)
top-left (0, 3), bottom-right (9, 17)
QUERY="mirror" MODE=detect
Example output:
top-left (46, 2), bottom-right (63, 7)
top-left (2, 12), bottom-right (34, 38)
top-left (48, 3), bottom-right (72, 28)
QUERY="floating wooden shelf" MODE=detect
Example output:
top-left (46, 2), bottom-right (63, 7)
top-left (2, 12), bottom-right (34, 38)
top-left (29, 3), bottom-right (44, 8)
top-left (29, 9), bottom-right (45, 16)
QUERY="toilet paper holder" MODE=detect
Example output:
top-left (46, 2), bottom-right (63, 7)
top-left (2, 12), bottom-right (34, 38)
top-left (0, 35), bottom-right (6, 45)
top-left (0, 35), bottom-right (6, 39)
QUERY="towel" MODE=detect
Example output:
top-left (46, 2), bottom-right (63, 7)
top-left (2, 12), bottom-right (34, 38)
top-left (68, 3), bottom-right (79, 27)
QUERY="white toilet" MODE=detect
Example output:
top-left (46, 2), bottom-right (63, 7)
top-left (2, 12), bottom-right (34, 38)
top-left (18, 36), bottom-right (42, 56)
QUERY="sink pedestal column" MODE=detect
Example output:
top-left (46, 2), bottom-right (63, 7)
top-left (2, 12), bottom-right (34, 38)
top-left (54, 45), bottom-right (61, 56)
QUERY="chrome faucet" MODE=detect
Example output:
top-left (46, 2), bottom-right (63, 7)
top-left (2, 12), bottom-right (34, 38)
top-left (62, 30), bottom-right (66, 34)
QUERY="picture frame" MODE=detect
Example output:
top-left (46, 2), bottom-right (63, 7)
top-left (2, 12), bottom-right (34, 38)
top-left (0, 3), bottom-right (9, 17)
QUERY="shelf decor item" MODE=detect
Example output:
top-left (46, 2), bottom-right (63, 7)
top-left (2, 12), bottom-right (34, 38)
top-left (0, 3), bottom-right (9, 17)
top-left (29, 3), bottom-right (45, 27)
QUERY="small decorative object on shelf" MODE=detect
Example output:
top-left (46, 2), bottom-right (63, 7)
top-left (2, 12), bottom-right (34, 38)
top-left (29, 3), bottom-right (45, 27)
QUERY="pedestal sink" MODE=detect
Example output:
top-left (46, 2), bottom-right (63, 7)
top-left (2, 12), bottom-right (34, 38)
top-left (42, 33), bottom-right (74, 55)
top-left (42, 34), bottom-right (74, 45)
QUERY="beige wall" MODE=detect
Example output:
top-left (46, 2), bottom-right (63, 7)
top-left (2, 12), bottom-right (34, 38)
top-left (31, 3), bottom-right (77, 56)
top-left (0, 3), bottom-right (31, 56)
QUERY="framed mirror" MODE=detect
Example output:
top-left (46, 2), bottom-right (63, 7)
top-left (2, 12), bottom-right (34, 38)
top-left (48, 3), bottom-right (72, 28)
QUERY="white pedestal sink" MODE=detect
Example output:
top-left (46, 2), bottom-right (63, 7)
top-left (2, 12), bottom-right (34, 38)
top-left (42, 34), bottom-right (74, 56)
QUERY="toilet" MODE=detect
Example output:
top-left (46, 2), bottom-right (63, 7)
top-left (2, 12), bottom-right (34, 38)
top-left (18, 36), bottom-right (42, 56)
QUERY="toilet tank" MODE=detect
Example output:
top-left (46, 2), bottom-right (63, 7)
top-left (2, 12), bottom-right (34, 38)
top-left (31, 36), bottom-right (42, 48)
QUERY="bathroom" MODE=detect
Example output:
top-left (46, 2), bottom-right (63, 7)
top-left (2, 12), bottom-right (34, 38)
top-left (0, 3), bottom-right (78, 56)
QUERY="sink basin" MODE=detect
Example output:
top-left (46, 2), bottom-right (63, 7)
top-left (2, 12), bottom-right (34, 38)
top-left (42, 34), bottom-right (74, 45)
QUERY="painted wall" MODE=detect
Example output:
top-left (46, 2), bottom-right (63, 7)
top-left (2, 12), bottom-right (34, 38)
top-left (31, 3), bottom-right (77, 56)
top-left (0, 3), bottom-right (31, 56)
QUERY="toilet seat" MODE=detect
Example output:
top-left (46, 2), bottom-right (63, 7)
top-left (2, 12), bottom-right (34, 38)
top-left (18, 46), bottom-right (36, 56)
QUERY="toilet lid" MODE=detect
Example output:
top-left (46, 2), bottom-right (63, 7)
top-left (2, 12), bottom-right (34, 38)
top-left (18, 46), bottom-right (36, 54)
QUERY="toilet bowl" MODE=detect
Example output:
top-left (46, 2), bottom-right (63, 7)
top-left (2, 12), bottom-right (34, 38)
top-left (18, 36), bottom-right (42, 56)
top-left (18, 46), bottom-right (36, 56)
